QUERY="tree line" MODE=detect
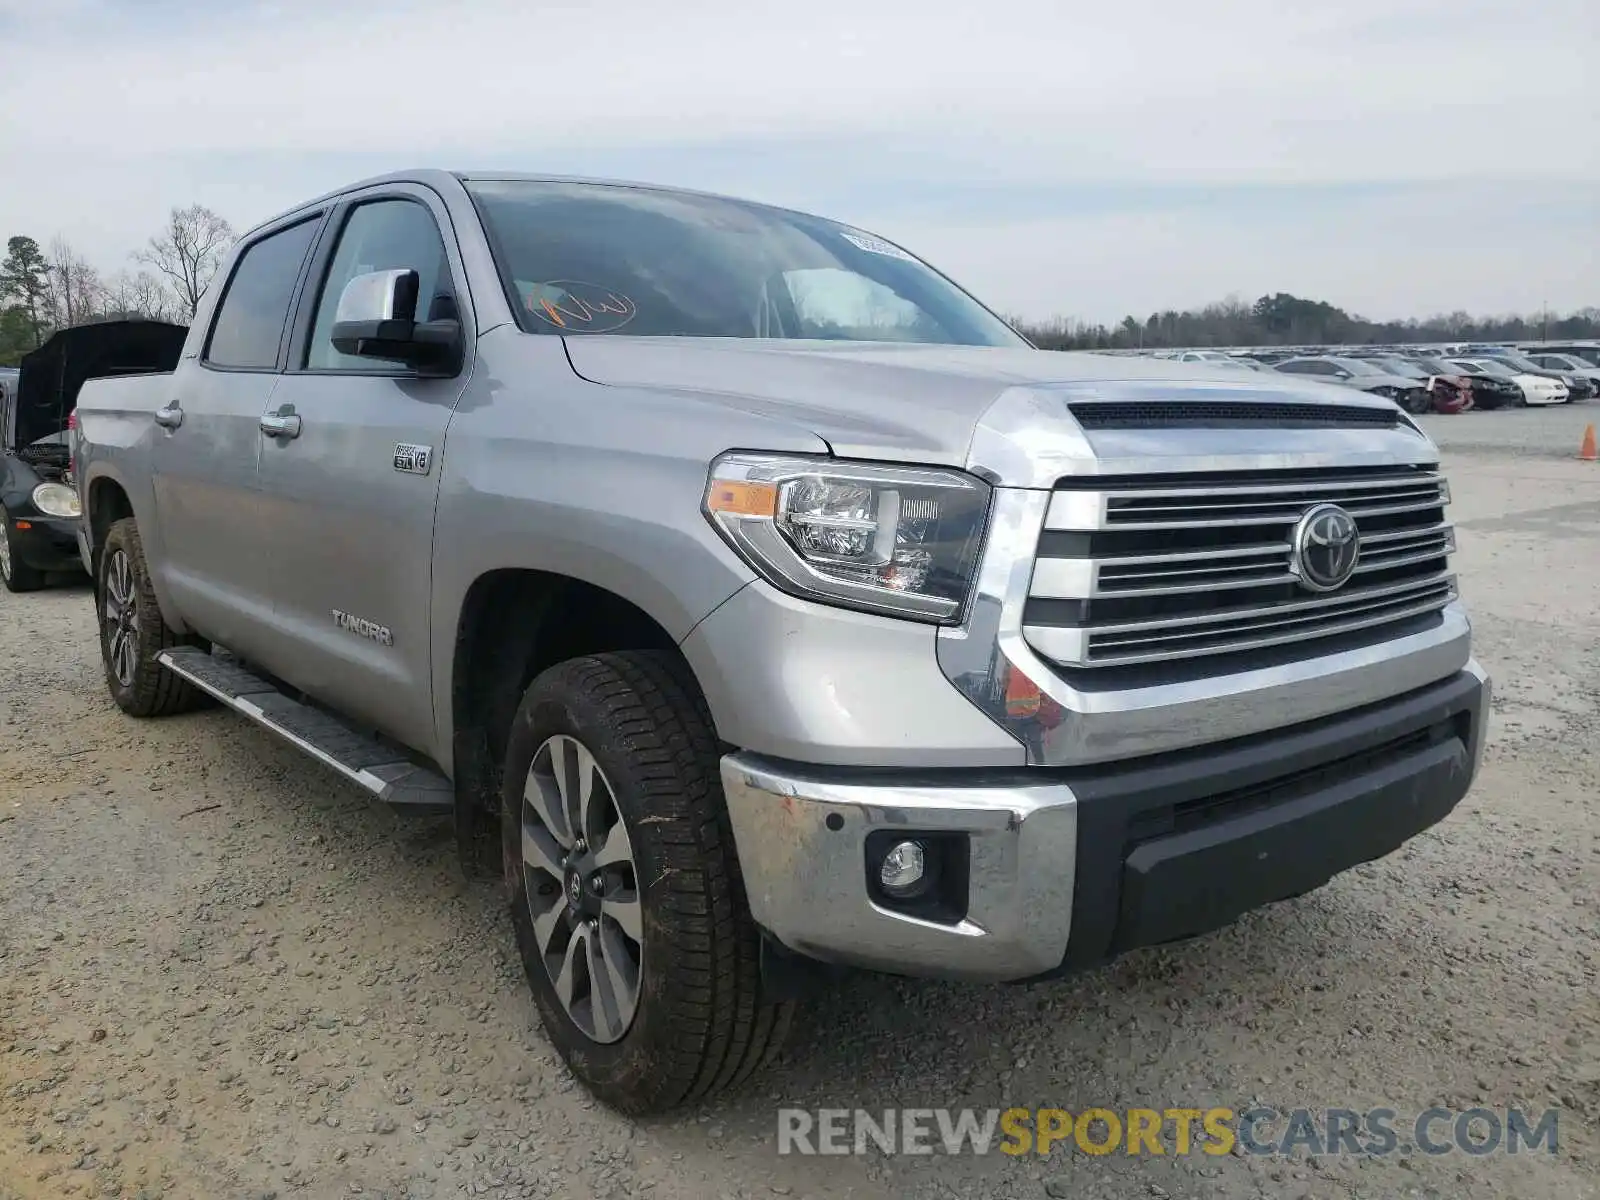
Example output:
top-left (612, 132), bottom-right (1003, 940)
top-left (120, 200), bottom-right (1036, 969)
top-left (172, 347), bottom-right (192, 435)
top-left (0, 205), bottom-right (236, 364)
top-left (1011, 293), bottom-right (1600, 351)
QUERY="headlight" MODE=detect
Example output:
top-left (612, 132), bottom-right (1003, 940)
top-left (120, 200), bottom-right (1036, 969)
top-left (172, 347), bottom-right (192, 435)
top-left (31, 482), bottom-right (81, 519)
top-left (703, 453), bottom-right (991, 623)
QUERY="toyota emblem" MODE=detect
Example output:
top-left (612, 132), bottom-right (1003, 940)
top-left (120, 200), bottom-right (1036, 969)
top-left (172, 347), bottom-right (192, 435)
top-left (1291, 503), bottom-right (1361, 591)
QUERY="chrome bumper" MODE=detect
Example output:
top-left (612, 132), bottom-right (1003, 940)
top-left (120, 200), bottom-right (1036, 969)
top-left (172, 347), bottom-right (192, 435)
top-left (722, 661), bottom-right (1489, 985)
top-left (720, 754), bottom-right (1079, 982)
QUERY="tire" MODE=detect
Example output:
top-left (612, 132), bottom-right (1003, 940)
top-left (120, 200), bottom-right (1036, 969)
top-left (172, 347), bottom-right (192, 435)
top-left (0, 510), bottom-right (47, 593)
top-left (500, 649), bottom-right (793, 1114)
top-left (98, 517), bottom-right (206, 717)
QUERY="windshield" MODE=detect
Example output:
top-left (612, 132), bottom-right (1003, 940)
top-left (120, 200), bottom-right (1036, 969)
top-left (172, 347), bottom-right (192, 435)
top-left (465, 180), bottom-right (1027, 347)
top-left (1409, 356), bottom-right (1455, 374)
top-left (1467, 359), bottom-right (1516, 376)
top-left (1497, 352), bottom-right (1550, 373)
top-left (1368, 357), bottom-right (1427, 378)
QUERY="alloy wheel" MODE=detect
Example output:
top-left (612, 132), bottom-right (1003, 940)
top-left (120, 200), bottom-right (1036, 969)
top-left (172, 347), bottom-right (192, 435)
top-left (520, 733), bottom-right (643, 1044)
top-left (0, 529), bottom-right (11, 582)
top-left (103, 549), bottom-right (140, 687)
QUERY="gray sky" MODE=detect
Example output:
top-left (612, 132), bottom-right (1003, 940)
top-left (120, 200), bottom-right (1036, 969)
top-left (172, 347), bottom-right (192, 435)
top-left (2, 0), bottom-right (1594, 324)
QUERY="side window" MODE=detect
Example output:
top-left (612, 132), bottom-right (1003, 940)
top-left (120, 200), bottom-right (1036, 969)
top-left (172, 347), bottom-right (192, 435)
top-left (306, 199), bottom-right (454, 371)
top-left (1277, 361), bottom-right (1313, 375)
top-left (205, 218), bottom-right (320, 370)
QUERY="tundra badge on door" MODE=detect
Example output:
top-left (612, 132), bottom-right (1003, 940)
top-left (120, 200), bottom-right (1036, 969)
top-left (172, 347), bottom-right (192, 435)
top-left (393, 443), bottom-right (432, 475)
top-left (332, 609), bottom-right (394, 646)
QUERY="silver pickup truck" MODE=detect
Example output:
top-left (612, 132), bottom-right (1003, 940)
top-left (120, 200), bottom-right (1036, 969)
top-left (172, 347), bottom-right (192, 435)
top-left (72, 170), bottom-right (1490, 1114)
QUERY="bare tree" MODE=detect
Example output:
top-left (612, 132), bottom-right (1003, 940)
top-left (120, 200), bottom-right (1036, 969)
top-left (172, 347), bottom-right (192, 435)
top-left (48, 237), bottom-right (105, 328)
top-left (105, 269), bottom-right (176, 322)
top-left (136, 204), bottom-right (236, 319)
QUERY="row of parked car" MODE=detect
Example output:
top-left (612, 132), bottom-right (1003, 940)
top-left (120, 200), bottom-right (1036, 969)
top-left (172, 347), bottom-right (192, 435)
top-left (1150, 342), bottom-right (1600, 413)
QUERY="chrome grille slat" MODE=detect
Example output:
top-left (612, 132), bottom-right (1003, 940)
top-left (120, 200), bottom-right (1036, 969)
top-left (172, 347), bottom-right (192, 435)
top-left (1023, 579), bottom-right (1456, 667)
top-left (1041, 586), bottom-right (1457, 667)
top-left (1078, 472), bottom-right (1447, 501)
top-left (1084, 588), bottom-right (1456, 662)
top-left (1080, 570), bottom-right (1454, 637)
top-left (1026, 465), bottom-right (1456, 669)
top-left (1352, 546), bottom-right (1451, 575)
top-left (1046, 470), bottom-right (1448, 532)
top-left (1109, 487), bottom-right (1440, 520)
top-left (1096, 541), bottom-right (1292, 566)
top-left (1358, 521), bottom-right (1453, 546)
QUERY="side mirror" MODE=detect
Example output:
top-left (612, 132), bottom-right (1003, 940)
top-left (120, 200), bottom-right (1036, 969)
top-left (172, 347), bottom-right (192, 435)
top-left (329, 268), bottom-right (462, 376)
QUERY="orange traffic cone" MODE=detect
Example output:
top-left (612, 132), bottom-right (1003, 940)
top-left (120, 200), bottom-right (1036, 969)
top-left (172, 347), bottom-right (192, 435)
top-left (1580, 424), bottom-right (1598, 462)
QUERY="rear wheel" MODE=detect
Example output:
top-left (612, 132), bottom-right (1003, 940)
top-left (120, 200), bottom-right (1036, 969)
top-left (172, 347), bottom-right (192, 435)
top-left (501, 650), bottom-right (792, 1114)
top-left (0, 509), bottom-right (47, 593)
top-left (98, 518), bottom-right (206, 716)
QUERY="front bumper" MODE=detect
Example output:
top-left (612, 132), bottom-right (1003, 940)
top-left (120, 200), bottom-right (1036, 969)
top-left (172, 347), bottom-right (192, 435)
top-left (6, 512), bottom-right (86, 573)
top-left (723, 661), bottom-right (1489, 983)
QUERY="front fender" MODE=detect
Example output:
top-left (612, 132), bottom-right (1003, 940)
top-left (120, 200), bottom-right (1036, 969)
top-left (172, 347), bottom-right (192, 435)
top-left (427, 330), bottom-right (829, 762)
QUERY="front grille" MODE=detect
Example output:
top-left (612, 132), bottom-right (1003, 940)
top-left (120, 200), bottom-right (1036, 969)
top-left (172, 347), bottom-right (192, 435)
top-left (1067, 400), bottom-right (1401, 430)
top-left (1023, 465), bottom-right (1456, 668)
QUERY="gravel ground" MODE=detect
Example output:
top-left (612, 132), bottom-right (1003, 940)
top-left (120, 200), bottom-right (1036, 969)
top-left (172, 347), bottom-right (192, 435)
top-left (2, 406), bottom-right (1597, 1200)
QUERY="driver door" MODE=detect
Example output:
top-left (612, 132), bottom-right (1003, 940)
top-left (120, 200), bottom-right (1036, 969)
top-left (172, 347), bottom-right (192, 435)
top-left (250, 188), bottom-right (473, 759)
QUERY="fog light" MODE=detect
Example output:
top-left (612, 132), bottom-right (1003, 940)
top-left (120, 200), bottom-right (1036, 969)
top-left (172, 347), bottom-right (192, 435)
top-left (879, 840), bottom-right (926, 897)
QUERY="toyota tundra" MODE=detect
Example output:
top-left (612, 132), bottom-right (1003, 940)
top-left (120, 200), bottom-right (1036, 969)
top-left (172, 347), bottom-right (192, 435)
top-left (70, 171), bottom-right (1490, 1113)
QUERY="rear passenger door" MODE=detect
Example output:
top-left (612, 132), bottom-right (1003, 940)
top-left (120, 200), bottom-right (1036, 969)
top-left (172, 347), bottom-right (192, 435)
top-left (150, 213), bottom-right (321, 662)
top-left (251, 186), bottom-right (473, 760)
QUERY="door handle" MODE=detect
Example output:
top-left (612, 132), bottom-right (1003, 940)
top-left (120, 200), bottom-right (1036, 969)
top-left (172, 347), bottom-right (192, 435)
top-left (154, 404), bottom-right (183, 429)
top-left (259, 409), bottom-right (302, 439)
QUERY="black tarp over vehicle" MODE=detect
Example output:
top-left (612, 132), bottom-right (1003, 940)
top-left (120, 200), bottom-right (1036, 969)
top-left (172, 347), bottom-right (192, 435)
top-left (9, 320), bottom-right (189, 458)
top-left (3, 321), bottom-right (188, 590)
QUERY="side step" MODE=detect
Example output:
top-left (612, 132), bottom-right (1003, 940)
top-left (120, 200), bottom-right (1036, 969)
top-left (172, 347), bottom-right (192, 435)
top-left (157, 647), bottom-right (454, 816)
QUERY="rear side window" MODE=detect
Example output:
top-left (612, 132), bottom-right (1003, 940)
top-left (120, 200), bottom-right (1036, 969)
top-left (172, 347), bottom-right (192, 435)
top-left (205, 218), bottom-right (320, 370)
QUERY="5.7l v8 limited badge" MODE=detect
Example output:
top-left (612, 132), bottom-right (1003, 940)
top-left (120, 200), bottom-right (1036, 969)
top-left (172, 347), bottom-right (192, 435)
top-left (393, 443), bottom-right (433, 475)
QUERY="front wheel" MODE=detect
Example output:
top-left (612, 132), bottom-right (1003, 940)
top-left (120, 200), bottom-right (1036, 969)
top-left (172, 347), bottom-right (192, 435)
top-left (0, 509), bottom-right (47, 593)
top-left (501, 650), bottom-right (792, 1114)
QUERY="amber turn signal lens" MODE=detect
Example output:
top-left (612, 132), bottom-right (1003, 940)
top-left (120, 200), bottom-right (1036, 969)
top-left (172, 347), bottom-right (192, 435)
top-left (705, 479), bottom-right (778, 518)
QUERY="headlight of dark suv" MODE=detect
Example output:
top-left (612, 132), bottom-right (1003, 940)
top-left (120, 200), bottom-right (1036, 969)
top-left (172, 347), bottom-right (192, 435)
top-left (703, 452), bottom-right (991, 623)
top-left (31, 482), bottom-right (82, 519)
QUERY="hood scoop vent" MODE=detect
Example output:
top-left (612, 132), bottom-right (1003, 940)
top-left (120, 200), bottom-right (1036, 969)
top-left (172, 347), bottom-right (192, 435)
top-left (1067, 400), bottom-right (1401, 431)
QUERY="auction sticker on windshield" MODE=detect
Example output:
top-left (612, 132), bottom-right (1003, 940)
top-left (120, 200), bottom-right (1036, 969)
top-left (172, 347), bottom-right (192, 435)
top-left (839, 231), bottom-right (918, 263)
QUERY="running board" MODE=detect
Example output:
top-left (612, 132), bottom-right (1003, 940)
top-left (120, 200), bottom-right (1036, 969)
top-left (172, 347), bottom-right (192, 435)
top-left (157, 647), bottom-right (454, 816)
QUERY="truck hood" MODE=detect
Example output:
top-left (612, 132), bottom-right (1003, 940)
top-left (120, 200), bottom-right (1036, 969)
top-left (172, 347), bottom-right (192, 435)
top-left (563, 337), bottom-right (1403, 468)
